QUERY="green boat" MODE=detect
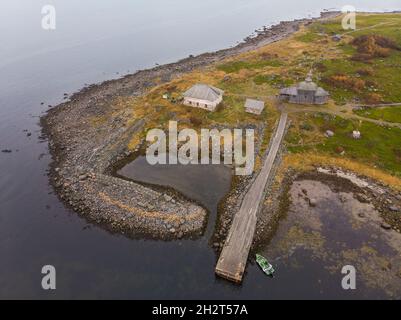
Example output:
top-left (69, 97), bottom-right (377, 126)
top-left (256, 254), bottom-right (275, 277)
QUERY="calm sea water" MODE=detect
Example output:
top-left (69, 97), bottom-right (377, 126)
top-left (0, 0), bottom-right (400, 299)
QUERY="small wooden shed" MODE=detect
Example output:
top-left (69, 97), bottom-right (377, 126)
top-left (245, 99), bottom-right (265, 115)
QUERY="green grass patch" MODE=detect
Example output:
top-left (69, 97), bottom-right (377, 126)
top-left (287, 113), bottom-right (401, 176)
top-left (217, 59), bottom-right (282, 73)
top-left (320, 50), bottom-right (401, 104)
top-left (295, 32), bottom-right (324, 43)
top-left (308, 14), bottom-right (401, 104)
top-left (253, 74), bottom-right (294, 87)
top-left (354, 106), bottom-right (401, 123)
top-left (313, 14), bottom-right (401, 39)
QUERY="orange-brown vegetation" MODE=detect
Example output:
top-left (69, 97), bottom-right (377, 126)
top-left (322, 74), bottom-right (366, 92)
top-left (189, 116), bottom-right (203, 126)
top-left (364, 92), bottom-right (383, 104)
top-left (351, 35), bottom-right (400, 62)
top-left (356, 67), bottom-right (374, 76)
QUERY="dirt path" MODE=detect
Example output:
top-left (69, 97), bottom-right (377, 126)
top-left (283, 104), bottom-right (401, 129)
top-left (344, 21), bottom-right (399, 35)
top-left (354, 102), bottom-right (401, 108)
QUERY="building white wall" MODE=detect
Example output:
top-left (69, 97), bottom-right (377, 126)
top-left (245, 107), bottom-right (263, 115)
top-left (183, 96), bottom-right (222, 112)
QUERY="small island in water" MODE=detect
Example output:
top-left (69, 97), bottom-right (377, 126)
top-left (42, 11), bottom-right (401, 293)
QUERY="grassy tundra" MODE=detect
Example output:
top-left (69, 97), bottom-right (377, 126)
top-left (101, 13), bottom-right (401, 184)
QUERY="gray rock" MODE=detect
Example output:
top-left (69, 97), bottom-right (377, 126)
top-left (79, 174), bottom-right (88, 181)
top-left (356, 193), bottom-right (370, 203)
top-left (389, 206), bottom-right (400, 212)
top-left (163, 194), bottom-right (173, 202)
top-left (309, 198), bottom-right (317, 207)
top-left (381, 222), bottom-right (392, 230)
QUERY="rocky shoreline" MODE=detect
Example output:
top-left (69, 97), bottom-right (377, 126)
top-left (41, 11), bottom-right (340, 239)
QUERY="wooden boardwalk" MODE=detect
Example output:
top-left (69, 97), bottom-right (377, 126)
top-left (215, 113), bottom-right (288, 283)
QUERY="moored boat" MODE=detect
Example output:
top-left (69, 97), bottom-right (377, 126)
top-left (256, 254), bottom-right (275, 276)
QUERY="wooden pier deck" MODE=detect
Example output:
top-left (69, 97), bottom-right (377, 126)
top-left (215, 113), bottom-right (288, 283)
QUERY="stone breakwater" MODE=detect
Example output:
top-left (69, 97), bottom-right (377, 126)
top-left (41, 12), bottom-right (340, 239)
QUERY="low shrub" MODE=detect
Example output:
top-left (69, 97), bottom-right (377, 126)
top-left (350, 35), bottom-right (399, 62)
top-left (356, 68), bottom-right (374, 76)
top-left (189, 116), bottom-right (203, 126)
top-left (363, 93), bottom-right (383, 104)
top-left (322, 74), bottom-right (366, 93)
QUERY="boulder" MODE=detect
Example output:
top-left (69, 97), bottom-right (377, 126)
top-left (79, 174), bottom-right (88, 181)
top-left (163, 194), bottom-right (173, 202)
top-left (356, 193), bottom-right (370, 203)
top-left (381, 222), bottom-right (392, 230)
top-left (309, 198), bottom-right (317, 207)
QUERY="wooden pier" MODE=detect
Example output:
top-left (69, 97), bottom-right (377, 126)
top-left (215, 113), bottom-right (288, 283)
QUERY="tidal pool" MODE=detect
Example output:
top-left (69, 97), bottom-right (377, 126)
top-left (260, 177), bottom-right (401, 299)
top-left (116, 155), bottom-right (233, 235)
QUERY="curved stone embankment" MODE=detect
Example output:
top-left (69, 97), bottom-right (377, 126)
top-left (43, 102), bottom-right (208, 239)
top-left (41, 12), bottom-right (340, 239)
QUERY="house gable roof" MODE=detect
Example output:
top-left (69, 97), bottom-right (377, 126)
top-left (183, 84), bottom-right (224, 102)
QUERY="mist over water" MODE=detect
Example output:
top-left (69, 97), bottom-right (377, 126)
top-left (0, 0), bottom-right (400, 298)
